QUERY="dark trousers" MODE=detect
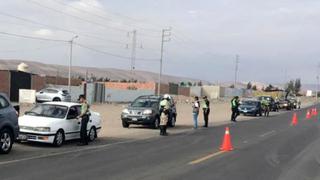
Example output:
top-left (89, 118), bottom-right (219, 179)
top-left (203, 108), bottom-right (210, 127)
top-left (80, 115), bottom-right (89, 144)
top-left (231, 108), bottom-right (239, 121)
top-left (160, 125), bottom-right (167, 136)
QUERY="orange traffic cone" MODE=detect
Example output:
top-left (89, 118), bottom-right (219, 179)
top-left (220, 127), bottom-right (234, 152)
top-left (291, 113), bottom-right (298, 126)
top-left (314, 108), bottom-right (318, 116)
top-left (306, 110), bottom-right (311, 119)
top-left (311, 108), bottom-right (316, 116)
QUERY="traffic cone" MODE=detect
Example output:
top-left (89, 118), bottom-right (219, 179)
top-left (306, 110), bottom-right (311, 119)
top-left (314, 108), bottom-right (318, 116)
top-left (311, 108), bottom-right (316, 116)
top-left (291, 113), bottom-right (298, 126)
top-left (220, 127), bottom-right (234, 152)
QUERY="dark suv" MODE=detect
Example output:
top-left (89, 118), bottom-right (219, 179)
top-left (121, 95), bottom-right (177, 129)
top-left (0, 93), bottom-right (19, 154)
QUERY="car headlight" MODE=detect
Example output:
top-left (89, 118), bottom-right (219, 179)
top-left (34, 127), bottom-right (51, 132)
top-left (143, 109), bottom-right (153, 115)
top-left (122, 109), bottom-right (129, 114)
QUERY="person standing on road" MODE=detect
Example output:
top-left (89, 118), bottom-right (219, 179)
top-left (192, 96), bottom-right (200, 129)
top-left (202, 96), bottom-right (210, 127)
top-left (77, 95), bottom-right (90, 146)
top-left (231, 96), bottom-right (240, 122)
top-left (159, 95), bottom-right (170, 136)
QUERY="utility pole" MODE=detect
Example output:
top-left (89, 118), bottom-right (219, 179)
top-left (234, 54), bottom-right (239, 88)
top-left (130, 30), bottom-right (137, 75)
top-left (158, 28), bottom-right (171, 95)
top-left (316, 63), bottom-right (320, 102)
top-left (68, 35), bottom-right (78, 93)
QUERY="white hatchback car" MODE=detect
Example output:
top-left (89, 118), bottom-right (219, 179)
top-left (19, 102), bottom-right (102, 147)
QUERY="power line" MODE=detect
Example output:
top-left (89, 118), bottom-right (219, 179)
top-left (74, 0), bottom-right (163, 33)
top-left (74, 42), bottom-right (158, 62)
top-left (0, 31), bottom-right (68, 42)
top-left (0, 11), bottom-right (128, 45)
top-left (27, 0), bottom-right (144, 34)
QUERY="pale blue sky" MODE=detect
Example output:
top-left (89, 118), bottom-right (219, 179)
top-left (0, 0), bottom-right (320, 84)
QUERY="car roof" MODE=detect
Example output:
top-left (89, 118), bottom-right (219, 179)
top-left (42, 87), bottom-right (67, 91)
top-left (43, 102), bottom-right (80, 107)
top-left (137, 95), bottom-right (161, 99)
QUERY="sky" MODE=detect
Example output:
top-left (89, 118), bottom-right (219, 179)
top-left (0, 0), bottom-right (320, 84)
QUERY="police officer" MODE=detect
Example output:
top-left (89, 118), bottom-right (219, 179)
top-left (159, 95), bottom-right (170, 136)
top-left (231, 96), bottom-right (240, 122)
top-left (77, 95), bottom-right (90, 146)
top-left (202, 96), bottom-right (210, 127)
top-left (261, 99), bottom-right (270, 117)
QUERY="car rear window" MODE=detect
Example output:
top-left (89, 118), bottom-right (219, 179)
top-left (131, 98), bottom-right (159, 108)
top-left (62, 90), bottom-right (69, 94)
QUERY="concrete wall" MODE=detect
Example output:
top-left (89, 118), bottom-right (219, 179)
top-left (105, 89), bottom-right (155, 102)
top-left (0, 71), bottom-right (10, 96)
top-left (190, 86), bottom-right (202, 97)
top-left (31, 75), bottom-right (46, 91)
top-left (221, 87), bottom-right (244, 97)
top-left (202, 86), bottom-right (221, 99)
top-left (105, 82), bottom-right (155, 90)
top-left (178, 87), bottom-right (190, 97)
top-left (46, 76), bottom-right (82, 86)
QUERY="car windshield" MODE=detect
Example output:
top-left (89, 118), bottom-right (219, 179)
top-left (131, 98), bottom-right (159, 108)
top-left (25, 104), bottom-right (68, 119)
top-left (242, 101), bottom-right (258, 106)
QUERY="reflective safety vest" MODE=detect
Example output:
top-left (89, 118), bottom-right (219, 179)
top-left (202, 100), bottom-right (209, 109)
top-left (160, 99), bottom-right (170, 110)
top-left (231, 99), bottom-right (238, 108)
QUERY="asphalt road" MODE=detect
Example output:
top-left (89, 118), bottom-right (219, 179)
top-left (1, 106), bottom-right (320, 180)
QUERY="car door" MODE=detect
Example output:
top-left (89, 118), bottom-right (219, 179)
top-left (65, 106), bottom-right (81, 140)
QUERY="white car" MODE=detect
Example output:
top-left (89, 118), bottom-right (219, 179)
top-left (36, 88), bottom-right (71, 102)
top-left (18, 102), bottom-right (102, 147)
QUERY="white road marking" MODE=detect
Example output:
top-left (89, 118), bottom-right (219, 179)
top-left (259, 130), bottom-right (276, 138)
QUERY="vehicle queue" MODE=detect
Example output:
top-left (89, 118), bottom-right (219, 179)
top-left (0, 87), bottom-right (302, 154)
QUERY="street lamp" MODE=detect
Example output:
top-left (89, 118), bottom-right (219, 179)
top-left (316, 76), bottom-right (319, 102)
top-left (68, 35), bottom-right (78, 93)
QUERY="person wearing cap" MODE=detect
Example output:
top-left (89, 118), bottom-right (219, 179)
top-left (77, 95), bottom-right (90, 146)
top-left (192, 96), bottom-right (200, 129)
top-left (231, 96), bottom-right (240, 122)
top-left (202, 96), bottom-right (210, 127)
top-left (159, 95), bottom-right (170, 136)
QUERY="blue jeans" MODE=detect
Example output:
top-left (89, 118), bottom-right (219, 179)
top-left (193, 112), bottom-right (199, 128)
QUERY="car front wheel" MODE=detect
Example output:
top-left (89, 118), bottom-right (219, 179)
top-left (53, 130), bottom-right (65, 147)
top-left (122, 121), bottom-right (129, 128)
top-left (0, 129), bottom-right (13, 154)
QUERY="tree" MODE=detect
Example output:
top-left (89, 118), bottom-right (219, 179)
top-left (252, 85), bottom-right (257, 91)
top-left (180, 82), bottom-right (186, 87)
top-left (294, 79), bottom-right (301, 95)
top-left (285, 80), bottom-right (295, 98)
top-left (265, 84), bottom-right (274, 92)
top-left (247, 82), bottom-right (252, 89)
top-left (187, 82), bottom-right (193, 87)
top-left (229, 84), bottom-right (235, 88)
top-left (197, 81), bottom-right (203, 86)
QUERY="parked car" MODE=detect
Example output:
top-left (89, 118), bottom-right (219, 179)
top-left (278, 99), bottom-right (294, 110)
top-left (121, 95), bottom-right (177, 129)
top-left (239, 99), bottom-right (262, 116)
top-left (0, 93), bottom-right (19, 154)
top-left (18, 102), bottom-right (101, 147)
top-left (36, 88), bottom-right (71, 102)
top-left (257, 96), bottom-right (279, 112)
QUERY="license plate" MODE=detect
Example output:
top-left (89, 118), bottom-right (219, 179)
top-left (18, 134), bottom-right (27, 140)
top-left (132, 118), bottom-right (138, 121)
